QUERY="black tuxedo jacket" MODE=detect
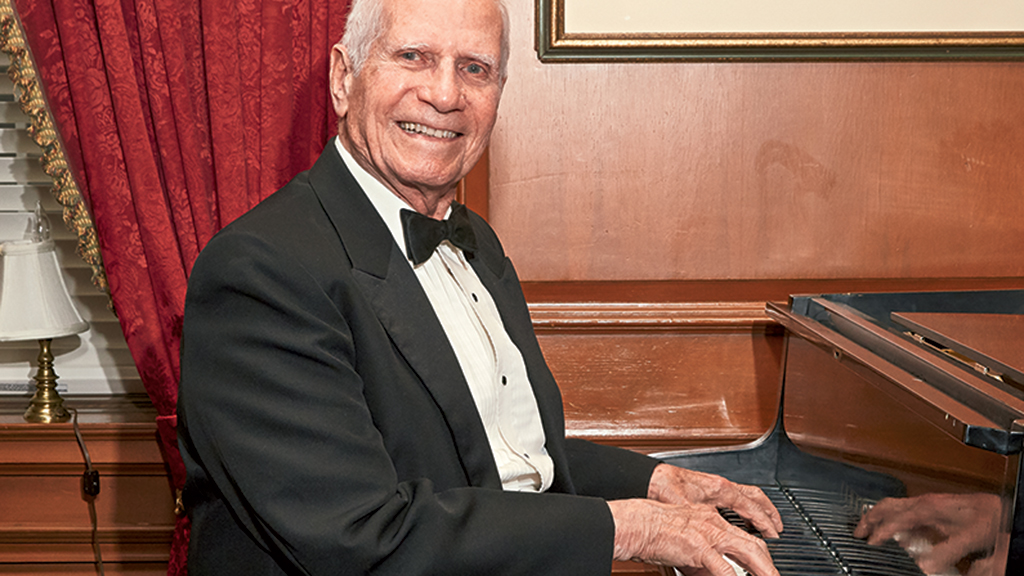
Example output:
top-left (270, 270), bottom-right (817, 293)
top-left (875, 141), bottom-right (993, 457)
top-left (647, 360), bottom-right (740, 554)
top-left (177, 146), bottom-right (659, 575)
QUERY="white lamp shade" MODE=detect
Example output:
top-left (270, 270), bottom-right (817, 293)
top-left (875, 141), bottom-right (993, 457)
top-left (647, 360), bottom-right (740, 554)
top-left (0, 240), bottom-right (88, 342)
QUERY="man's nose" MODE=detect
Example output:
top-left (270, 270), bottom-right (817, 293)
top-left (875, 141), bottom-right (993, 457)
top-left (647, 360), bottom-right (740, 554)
top-left (419, 64), bottom-right (464, 113)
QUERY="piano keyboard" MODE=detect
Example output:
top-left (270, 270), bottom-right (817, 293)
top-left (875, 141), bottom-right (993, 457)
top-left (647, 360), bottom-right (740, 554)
top-left (720, 485), bottom-right (925, 576)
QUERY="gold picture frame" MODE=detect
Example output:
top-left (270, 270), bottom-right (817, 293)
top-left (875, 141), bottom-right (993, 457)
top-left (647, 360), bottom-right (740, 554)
top-left (537, 0), bottom-right (1024, 61)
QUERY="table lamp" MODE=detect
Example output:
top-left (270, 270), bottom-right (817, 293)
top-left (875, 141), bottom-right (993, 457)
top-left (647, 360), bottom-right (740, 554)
top-left (0, 208), bottom-right (88, 423)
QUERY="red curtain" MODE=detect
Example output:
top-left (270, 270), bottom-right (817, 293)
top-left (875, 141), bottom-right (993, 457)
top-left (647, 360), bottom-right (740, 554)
top-left (14, 1), bottom-right (349, 573)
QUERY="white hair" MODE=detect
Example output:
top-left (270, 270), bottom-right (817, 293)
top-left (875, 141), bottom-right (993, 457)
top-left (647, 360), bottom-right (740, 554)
top-left (341, 0), bottom-right (510, 80)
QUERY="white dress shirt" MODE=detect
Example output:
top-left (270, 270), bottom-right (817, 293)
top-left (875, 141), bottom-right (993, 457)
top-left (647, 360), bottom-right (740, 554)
top-left (334, 138), bottom-right (554, 492)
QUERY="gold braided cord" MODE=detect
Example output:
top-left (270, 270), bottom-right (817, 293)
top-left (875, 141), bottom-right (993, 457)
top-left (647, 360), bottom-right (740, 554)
top-left (0, 0), bottom-right (111, 302)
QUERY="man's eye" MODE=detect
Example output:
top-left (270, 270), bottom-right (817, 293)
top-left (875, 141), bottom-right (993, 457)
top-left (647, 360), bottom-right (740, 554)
top-left (400, 52), bottom-right (419, 61)
top-left (465, 63), bottom-right (484, 75)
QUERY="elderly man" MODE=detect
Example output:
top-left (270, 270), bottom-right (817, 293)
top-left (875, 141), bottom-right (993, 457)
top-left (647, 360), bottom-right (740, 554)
top-left (177, 0), bottom-right (782, 574)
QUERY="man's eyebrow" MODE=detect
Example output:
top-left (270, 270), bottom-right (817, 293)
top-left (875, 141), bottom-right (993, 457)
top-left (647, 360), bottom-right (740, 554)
top-left (395, 43), bottom-right (429, 53)
top-left (465, 52), bottom-right (497, 70)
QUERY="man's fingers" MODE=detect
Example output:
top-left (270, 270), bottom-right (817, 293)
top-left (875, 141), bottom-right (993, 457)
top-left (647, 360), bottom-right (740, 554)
top-left (742, 492), bottom-right (783, 537)
top-left (610, 497), bottom-right (779, 576)
top-left (710, 514), bottom-right (778, 576)
top-left (721, 485), bottom-right (783, 538)
top-left (648, 465), bottom-right (784, 539)
top-left (741, 485), bottom-right (784, 530)
top-left (696, 550), bottom-right (739, 576)
top-left (717, 537), bottom-right (778, 576)
top-left (729, 553), bottom-right (779, 576)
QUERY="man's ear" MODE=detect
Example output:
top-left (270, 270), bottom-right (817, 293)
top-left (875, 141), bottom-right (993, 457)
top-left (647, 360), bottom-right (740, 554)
top-left (329, 42), bottom-right (354, 118)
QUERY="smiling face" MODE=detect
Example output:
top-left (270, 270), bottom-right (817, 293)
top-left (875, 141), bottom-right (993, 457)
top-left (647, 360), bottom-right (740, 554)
top-left (331, 0), bottom-right (505, 215)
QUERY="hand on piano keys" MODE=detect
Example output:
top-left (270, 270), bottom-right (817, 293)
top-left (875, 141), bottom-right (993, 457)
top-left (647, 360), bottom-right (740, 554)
top-left (607, 496), bottom-right (777, 576)
top-left (607, 463), bottom-right (783, 576)
top-left (672, 554), bottom-right (751, 576)
top-left (646, 464), bottom-right (785, 539)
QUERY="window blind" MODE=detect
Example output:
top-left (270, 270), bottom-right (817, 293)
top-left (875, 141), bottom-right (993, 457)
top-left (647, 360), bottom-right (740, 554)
top-left (0, 64), bottom-right (142, 395)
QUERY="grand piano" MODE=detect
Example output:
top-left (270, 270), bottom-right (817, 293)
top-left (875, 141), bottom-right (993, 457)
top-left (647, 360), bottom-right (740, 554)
top-left (655, 289), bottom-right (1024, 576)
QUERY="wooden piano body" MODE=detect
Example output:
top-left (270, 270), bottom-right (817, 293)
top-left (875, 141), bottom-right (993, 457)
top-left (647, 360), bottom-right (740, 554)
top-left (649, 289), bottom-right (1024, 576)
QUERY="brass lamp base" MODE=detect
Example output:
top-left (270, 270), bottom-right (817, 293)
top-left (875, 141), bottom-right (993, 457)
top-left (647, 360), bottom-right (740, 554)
top-left (23, 338), bottom-right (70, 423)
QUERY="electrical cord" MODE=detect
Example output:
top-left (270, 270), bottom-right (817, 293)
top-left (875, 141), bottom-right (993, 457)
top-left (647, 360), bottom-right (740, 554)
top-left (69, 407), bottom-right (105, 576)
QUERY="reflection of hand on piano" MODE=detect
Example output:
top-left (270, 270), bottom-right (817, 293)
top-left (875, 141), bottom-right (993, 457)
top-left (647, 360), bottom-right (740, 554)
top-left (854, 492), bottom-right (1001, 575)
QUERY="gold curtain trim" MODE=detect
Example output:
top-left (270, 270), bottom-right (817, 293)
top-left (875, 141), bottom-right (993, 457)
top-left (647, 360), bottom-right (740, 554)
top-left (0, 0), bottom-right (112, 304)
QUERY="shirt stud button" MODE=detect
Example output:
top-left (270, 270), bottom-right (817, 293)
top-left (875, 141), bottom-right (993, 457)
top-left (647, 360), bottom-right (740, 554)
top-left (471, 293), bottom-right (478, 302)
top-left (501, 375), bottom-right (507, 385)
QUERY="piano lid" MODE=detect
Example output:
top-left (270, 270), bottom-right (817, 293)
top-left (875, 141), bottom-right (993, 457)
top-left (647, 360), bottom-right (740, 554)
top-left (758, 289), bottom-right (1024, 576)
top-left (768, 289), bottom-right (1024, 456)
top-left (789, 289), bottom-right (1024, 327)
top-left (662, 288), bottom-right (1024, 576)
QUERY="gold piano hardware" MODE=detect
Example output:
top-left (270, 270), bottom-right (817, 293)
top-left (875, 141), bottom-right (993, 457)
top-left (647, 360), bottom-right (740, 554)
top-left (905, 330), bottom-right (1015, 385)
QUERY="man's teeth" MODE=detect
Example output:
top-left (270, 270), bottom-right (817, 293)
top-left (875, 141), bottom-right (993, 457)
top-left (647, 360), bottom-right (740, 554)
top-left (399, 122), bottom-right (458, 139)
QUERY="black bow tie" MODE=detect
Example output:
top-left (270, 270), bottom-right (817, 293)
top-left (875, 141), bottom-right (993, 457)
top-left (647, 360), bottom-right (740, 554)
top-left (400, 202), bottom-right (478, 265)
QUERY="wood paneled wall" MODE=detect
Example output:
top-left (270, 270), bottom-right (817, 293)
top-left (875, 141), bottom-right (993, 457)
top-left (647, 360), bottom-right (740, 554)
top-left (489, 0), bottom-right (1024, 287)
top-left (469, 0), bottom-right (1024, 450)
top-left (530, 302), bottom-right (784, 453)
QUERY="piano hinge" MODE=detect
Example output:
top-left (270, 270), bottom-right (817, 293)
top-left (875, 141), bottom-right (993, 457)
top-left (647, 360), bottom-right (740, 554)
top-left (906, 331), bottom-right (1008, 383)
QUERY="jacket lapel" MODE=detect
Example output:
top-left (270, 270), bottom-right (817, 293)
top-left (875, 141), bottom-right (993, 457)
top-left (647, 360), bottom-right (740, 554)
top-left (305, 147), bottom-right (501, 490)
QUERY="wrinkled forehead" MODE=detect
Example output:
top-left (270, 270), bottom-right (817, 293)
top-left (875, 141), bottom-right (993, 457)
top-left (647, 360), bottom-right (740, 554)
top-left (378, 0), bottom-right (504, 59)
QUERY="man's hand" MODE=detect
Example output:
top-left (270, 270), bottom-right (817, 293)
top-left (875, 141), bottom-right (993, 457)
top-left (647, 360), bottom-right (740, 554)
top-left (647, 464), bottom-right (784, 539)
top-left (608, 498), bottom-right (779, 576)
top-left (602, 464), bottom-right (783, 576)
